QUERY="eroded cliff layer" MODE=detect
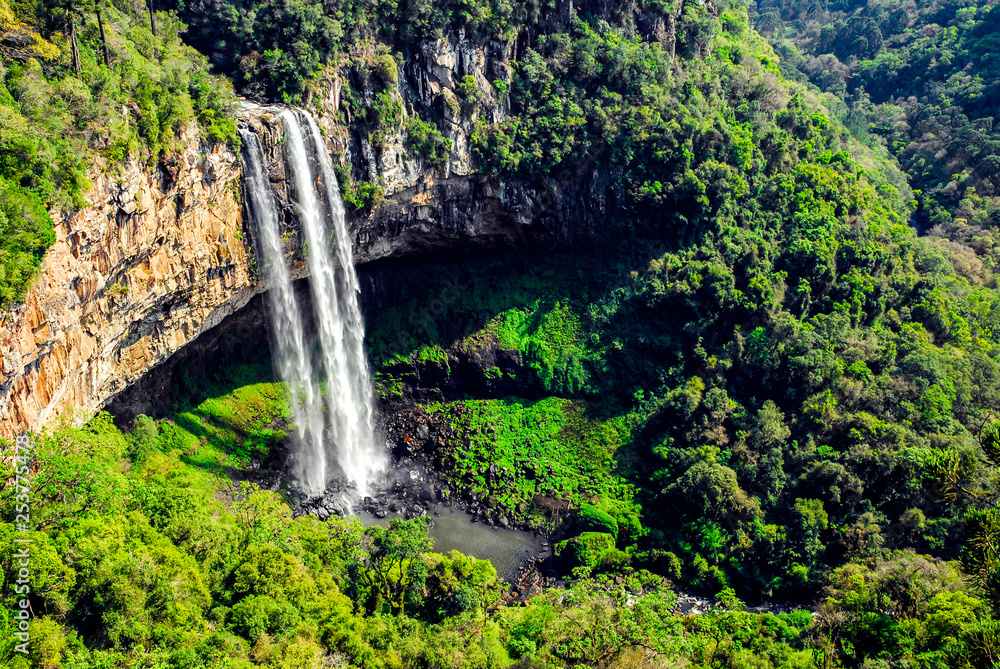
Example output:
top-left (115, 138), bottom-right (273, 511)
top-left (0, 129), bottom-right (252, 440)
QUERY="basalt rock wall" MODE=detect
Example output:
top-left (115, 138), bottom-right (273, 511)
top-left (0, 34), bottom-right (608, 440)
top-left (0, 128), bottom-right (252, 441)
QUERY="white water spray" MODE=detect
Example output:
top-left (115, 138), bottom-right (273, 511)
top-left (305, 113), bottom-right (387, 494)
top-left (280, 110), bottom-right (386, 498)
top-left (239, 128), bottom-right (327, 495)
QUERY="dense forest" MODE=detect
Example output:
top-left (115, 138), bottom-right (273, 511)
top-left (756, 0), bottom-right (1000, 246)
top-left (5, 0), bottom-right (1000, 667)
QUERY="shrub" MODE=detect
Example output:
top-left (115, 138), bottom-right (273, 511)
top-left (407, 116), bottom-right (452, 165)
top-left (555, 532), bottom-right (617, 575)
top-left (576, 505), bottom-right (619, 541)
top-left (0, 177), bottom-right (54, 308)
top-left (230, 595), bottom-right (300, 641)
top-left (128, 415), bottom-right (160, 464)
top-left (335, 164), bottom-right (385, 212)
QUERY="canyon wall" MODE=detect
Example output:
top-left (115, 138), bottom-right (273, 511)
top-left (0, 129), bottom-right (253, 440)
top-left (0, 35), bottom-right (606, 440)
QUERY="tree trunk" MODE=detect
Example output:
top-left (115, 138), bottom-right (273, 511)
top-left (96, 6), bottom-right (111, 69)
top-left (148, 0), bottom-right (157, 36)
top-left (69, 13), bottom-right (81, 75)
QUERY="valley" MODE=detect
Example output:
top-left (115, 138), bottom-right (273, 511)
top-left (3, 0), bottom-right (1000, 667)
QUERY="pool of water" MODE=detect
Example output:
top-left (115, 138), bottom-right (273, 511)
top-left (358, 504), bottom-right (547, 580)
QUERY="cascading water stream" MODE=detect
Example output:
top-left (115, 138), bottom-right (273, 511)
top-left (304, 113), bottom-right (386, 494)
top-left (279, 109), bottom-right (385, 498)
top-left (239, 127), bottom-right (327, 495)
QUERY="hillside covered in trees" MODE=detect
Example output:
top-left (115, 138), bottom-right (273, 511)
top-left (756, 0), bottom-right (1000, 248)
top-left (5, 0), bottom-right (1000, 667)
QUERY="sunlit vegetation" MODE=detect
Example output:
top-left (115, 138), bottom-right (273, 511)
top-left (757, 0), bottom-right (1000, 257)
top-left (0, 389), bottom-right (816, 669)
top-left (0, 0), bottom-right (237, 308)
top-left (9, 403), bottom-right (996, 667)
top-left (423, 397), bottom-right (639, 528)
top-left (5, 0), bottom-right (1000, 666)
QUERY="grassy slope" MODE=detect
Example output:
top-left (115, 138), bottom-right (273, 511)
top-left (368, 253), bottom-right (648, 531)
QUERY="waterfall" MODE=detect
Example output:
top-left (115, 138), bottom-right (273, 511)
top-left (279, 110), bottom-right (386, 499)
top-left (304, 113), bottom-right (386, 496)
top-left (239, 128), bottom-right (327, 495)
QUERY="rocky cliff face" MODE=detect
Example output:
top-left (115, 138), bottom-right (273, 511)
top-left (0, 33), bottom-right (606, 440)
top-left (0, 128), bottom-right (252, 440)
top-left (254, 32), bottom-right (606, 264)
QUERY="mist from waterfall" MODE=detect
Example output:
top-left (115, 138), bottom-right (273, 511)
top-left (239, 128), bottom-right (327, 494)
top-left (269, 108), bottom-right (385, 499)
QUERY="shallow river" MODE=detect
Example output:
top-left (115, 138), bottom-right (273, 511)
top-left (358, 505), bottom-right (546, 580)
